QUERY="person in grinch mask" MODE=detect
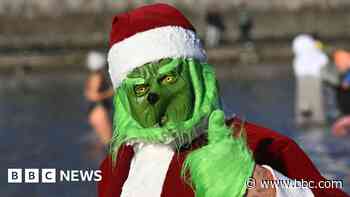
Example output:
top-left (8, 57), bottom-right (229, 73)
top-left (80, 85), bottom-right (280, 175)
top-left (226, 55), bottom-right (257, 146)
top-left (98, 4), bottom-right (348, 197)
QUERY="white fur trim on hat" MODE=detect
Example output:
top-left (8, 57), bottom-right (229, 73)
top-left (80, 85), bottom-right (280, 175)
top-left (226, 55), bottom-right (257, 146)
top-left (107, 26), bottom-right (207, 88)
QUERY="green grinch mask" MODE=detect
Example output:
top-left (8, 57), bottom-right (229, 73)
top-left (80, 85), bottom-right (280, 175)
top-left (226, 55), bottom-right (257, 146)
top-left (125, 58), bottom-right (194, 128)
top-left (110, 58), bottom-right (220, 158)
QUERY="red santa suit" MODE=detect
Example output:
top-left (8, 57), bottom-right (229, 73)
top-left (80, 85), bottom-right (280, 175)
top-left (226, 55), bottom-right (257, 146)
top-left (98, 118), bottom-right (348, 197)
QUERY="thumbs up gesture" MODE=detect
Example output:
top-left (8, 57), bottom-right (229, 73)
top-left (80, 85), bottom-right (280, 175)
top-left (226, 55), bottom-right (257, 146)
top-left (183, 110), bottom-right (256, 197)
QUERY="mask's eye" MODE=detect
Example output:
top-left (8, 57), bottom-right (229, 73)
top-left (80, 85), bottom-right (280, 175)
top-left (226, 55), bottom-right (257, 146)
top-left (160, 74), bottom-right (177, 85)
top-left (134, 84), bottom-right (149, 96)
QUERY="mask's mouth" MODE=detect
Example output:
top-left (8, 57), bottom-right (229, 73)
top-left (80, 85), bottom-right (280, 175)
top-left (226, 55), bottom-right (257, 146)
top-left (159, 115), bottom-right (168, 126)
top-left (155, 109), bottom-right (168, 127)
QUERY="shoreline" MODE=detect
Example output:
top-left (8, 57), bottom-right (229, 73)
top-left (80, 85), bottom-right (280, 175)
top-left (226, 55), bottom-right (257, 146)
top-left (0, 57), bottom-right (293, 82)
top-left (0, 39), bottom-right (344, 72)
top-left (0, 46), bottom-right (289, 71)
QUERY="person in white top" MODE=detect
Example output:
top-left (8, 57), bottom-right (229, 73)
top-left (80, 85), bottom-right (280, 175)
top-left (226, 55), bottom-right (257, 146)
top-left (292, 34), bottom-right (329, 126)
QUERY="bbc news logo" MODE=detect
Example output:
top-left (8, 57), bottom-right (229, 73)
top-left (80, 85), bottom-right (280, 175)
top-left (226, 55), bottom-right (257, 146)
top-left (8, 168), bottom-right (102, 183)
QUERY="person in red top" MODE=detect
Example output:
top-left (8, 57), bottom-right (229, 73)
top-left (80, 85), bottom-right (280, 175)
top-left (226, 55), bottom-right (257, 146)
top-left (98, 3), bottom-right (348, 197)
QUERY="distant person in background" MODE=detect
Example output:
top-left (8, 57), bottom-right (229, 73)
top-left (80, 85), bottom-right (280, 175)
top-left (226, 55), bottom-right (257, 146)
top-left (292, 34), bottom-right (329, 126)
top-left (85, 51), bottom-right (113, 146)
top-left (238, 3), bottom-right (253, 45)
top-left (205, 7), bottom-right (225, 48)
top-left (334, 50), bottom-right (350, 115)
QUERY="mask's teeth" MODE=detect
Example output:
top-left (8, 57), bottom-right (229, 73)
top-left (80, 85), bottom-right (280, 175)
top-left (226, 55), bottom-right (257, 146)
top-left (159, 115), bottom-right (167, 126)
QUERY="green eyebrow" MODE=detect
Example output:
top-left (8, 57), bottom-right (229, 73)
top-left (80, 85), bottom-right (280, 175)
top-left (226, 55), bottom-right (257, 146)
top-left (124, 77), bottom-right (145, 85)
top-left (158, 58), bottom-right (180, 75)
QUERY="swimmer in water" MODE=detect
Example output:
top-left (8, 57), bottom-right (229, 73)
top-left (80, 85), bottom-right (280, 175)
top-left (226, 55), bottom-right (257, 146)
top-left (84, 51), bottom-right (113, 146)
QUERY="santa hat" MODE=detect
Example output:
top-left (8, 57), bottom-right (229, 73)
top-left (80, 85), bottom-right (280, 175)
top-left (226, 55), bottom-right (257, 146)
top-left (107, 3), bottom-right (207, 88)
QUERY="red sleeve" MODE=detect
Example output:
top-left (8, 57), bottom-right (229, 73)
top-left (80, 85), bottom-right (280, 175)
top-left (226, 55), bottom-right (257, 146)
top-left (98, 156), bottom-right (114, 197)
top-left (231, 119), bottom-right (348, 197)
top-left (98, 146), bottom-right (134, 197)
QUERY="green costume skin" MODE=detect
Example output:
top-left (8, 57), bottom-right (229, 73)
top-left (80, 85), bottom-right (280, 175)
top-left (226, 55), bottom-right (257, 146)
top-left (110, 58), bottom-right (255, 197)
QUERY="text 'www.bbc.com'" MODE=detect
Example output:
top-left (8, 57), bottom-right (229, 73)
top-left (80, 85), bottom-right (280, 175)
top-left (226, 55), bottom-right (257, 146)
top-left (246, 177), bottom-right (343, 189)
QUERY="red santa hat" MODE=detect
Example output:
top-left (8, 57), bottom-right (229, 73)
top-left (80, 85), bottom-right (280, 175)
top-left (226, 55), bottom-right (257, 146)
top-left (107, 3), bottom-right (207, 88)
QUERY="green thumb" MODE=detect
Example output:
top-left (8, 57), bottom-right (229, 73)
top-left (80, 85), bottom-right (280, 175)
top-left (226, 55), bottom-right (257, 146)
top-left (208, 110), bottom-right (231, 144)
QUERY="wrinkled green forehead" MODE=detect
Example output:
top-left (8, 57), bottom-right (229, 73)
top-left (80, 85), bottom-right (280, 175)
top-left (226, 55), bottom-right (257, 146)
top-left (124, 58), bottom-right (181, 84)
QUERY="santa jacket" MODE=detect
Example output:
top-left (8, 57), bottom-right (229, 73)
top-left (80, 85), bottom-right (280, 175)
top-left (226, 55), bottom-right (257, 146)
top-left (98, 118), bottom-right (348, 197)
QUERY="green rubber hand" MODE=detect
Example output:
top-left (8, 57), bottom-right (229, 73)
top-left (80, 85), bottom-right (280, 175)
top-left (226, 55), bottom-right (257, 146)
top-left (183, 110), bottom-right (255, 197)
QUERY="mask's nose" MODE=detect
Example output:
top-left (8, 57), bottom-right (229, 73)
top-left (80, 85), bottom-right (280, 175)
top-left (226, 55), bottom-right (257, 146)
top-left (147, 92), bottom-right (159, 105)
